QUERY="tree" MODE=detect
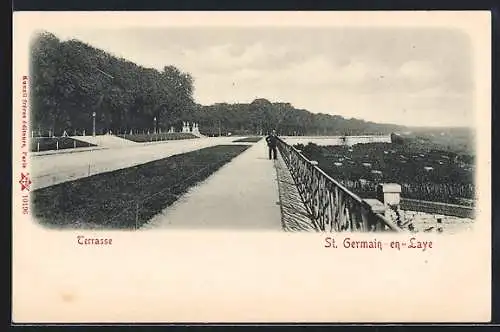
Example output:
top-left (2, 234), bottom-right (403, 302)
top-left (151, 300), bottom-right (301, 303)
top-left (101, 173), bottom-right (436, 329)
top-left (31, 31), bottom-right (407, 137)
top-left (30, 31), bottom-right (196, 135)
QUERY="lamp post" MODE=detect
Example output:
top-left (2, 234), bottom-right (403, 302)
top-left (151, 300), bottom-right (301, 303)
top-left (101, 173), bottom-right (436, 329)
top-left (153, 117), bottom-right (157, 134)
top-left (92, 112), bottom-right (96, 137)
top-left (93, 68), bottom-right (113, 137)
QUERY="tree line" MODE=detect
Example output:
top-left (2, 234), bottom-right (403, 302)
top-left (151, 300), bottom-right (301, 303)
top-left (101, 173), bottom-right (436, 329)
top-left (30, 32), bottom-right (195, 136)
top-left (30, 31), bottom-right (406, 137)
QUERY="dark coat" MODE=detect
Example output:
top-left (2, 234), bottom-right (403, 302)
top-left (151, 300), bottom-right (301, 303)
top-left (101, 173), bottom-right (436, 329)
top-left (266, 134), bottom-right (278, 148)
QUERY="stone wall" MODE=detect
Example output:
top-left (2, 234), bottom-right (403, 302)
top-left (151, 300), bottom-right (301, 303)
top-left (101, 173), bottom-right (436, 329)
top-left (400, 198), bottom-right (475, 219)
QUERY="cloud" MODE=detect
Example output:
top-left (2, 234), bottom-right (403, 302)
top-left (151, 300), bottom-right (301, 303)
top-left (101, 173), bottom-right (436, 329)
top-left (45, 27), bottom-right (473, 127)
top-left (179, 42), bottom-right (294, 74)
top-left (240, 54), bottom-right (440, 95)
top-left (397, 60), bottom-right (440, 83)
top-left (193, 50), bottom-right (473, 127)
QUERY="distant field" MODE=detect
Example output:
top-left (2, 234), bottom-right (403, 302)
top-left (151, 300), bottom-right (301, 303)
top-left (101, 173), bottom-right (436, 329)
top-left (120, 132), bottom-right (197, 142)
top-left (31, 137), bottom-right (96, 152)
top-left (401, 126), bottom-right (475, 156)
top-left (32, 145), bottom-right (251, 229)
top-left (232, 136), bottom-right (263, 143)
top-left (296, 141), bottom-right (475, 205)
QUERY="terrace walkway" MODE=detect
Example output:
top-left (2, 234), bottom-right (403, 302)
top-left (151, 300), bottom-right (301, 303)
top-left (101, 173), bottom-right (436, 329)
top-left (143, 139), bottom-right (283, 230)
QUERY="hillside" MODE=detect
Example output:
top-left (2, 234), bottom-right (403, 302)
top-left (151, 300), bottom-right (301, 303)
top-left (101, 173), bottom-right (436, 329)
top-left (31, 31), bottom-right (411, 137)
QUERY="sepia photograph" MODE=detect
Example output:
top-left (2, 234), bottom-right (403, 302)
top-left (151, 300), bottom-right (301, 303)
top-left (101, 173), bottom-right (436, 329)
top-left (12, 11), bottom-right (491, 323)
top-left (28, 22), bottom-right (477, 233)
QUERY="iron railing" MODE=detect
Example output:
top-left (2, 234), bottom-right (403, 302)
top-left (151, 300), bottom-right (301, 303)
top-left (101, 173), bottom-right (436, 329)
top-left (276, 138), bottom-right (401, 232)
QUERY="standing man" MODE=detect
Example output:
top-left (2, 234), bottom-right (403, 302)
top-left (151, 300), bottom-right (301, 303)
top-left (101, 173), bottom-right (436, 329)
top-left (266, 129), bottom-right (278, 160)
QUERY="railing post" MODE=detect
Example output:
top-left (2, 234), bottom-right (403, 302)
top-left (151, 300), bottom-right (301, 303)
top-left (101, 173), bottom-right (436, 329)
top-left (377, 183), bottom-right (402, 221)
top-left (363, 198), bottom-right (386, 231)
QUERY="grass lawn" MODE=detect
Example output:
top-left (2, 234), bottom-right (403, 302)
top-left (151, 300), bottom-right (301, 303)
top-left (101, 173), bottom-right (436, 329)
top-left (32, 145), bottom-right (250, 229)
top-left (31, 137), bottom-right (96, 152)
top-left (232, 136), bottom-right (263, 143)
top-left (119, 132), bottom-right (197, 142)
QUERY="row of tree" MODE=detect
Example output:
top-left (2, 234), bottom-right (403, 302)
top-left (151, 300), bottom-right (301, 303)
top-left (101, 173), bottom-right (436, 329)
top-left (31, 32), bottom-right (196, 136)
top-left (31, 31), bottom-right (406, 136)
top-left (196, 99), bottom-right (405, 136)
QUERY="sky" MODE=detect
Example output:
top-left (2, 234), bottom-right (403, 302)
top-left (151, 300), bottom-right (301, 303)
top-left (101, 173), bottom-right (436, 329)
top-left (46, 26), bottom-right (474, 127)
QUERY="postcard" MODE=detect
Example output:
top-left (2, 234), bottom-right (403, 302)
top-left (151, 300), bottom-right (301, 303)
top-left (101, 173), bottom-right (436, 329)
top-left (12, 11), bottom-right (491, 323)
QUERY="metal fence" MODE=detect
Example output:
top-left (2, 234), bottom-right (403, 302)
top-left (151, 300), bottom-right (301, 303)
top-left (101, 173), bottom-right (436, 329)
top-left (276, 137), bottom-right (401, 232)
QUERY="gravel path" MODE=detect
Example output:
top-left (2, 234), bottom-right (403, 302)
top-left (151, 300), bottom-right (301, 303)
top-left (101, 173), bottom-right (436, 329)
top-left (143, 140), bottom-right (282, 230)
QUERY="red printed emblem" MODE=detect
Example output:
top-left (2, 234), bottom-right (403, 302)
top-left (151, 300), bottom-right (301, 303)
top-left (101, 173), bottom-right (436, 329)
top-left (19, 173), bottom-right (32, 191)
